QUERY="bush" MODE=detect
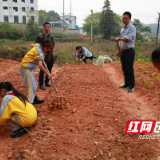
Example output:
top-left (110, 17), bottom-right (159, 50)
top-left (0, 22), bottom-right (24, 40)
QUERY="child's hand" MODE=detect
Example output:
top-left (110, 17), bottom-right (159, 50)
top-left (47, 73), bottom-right (52, 79)
top-left (30, 43), bottom-right (34, 48)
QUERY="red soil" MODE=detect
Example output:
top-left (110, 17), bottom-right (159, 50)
top-left (0, 59), bottom-right (160, 160)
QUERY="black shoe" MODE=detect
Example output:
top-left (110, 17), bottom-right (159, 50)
top-left (128, 87), bottom-right (134, 93)
top-left (119, 85), bottom-right (129, 89)
top-left (11, 127), bottom-right (29, 138)
top-left (45, 83), bottom-right (51, 87)
top-left (32, 96), bottom-right (44, 104)
top-left (36, 109), bottom-right (40, 114)
top-left (40, 85), bottom-right (46, 90)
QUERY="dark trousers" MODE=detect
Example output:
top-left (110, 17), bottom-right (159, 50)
top-left (80, 55), bottom-right (96, 63)
top-left (121, 48), bottom-right (135, 88)
top-left (39, 53), bottom-right (54, 86)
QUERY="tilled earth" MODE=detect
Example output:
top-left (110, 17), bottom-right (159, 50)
top-left (0, 59), bottom-right (160, 160)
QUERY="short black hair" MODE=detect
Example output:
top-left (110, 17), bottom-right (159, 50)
top-left (151, 47), bottom-right (160, 63)
top-left (123, 11), bottom-right (132, 19)
top-left (41, 37), bottom-right (52, 47)
top-left (75, 46), bottom-right (82, 50)
top-left (43, 22), bottom-right (51, 27)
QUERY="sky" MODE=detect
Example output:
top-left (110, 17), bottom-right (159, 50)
top-left (38, 0), bottom-right (160, 27)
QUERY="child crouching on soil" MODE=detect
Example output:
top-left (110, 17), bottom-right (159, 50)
top-left (151, 47), bottom-right (160, 71)
top-left (20, 38), bottom-right (52, 104)
top-left (0, 82), bottom-right (37, 138)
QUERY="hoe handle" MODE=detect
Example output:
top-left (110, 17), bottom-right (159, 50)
top-left (42, 61), bottom-right (58, 94)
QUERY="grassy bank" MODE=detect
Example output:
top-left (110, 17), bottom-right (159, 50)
top-left (0, 39), bottom-right (159, 64)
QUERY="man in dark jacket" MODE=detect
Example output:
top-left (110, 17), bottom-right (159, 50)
top-left (35, 22), bottom-right (55, 90)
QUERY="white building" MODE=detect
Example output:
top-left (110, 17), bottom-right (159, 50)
top-left (59, 15), bottom-right (76, 29)
top-left (0, 0), bottom-right (38, 24)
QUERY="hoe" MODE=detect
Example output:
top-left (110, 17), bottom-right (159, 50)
top-left (42, 61), bottom-right (66, 109)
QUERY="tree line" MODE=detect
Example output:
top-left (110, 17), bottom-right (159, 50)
top-left (83, 0), bottom-right (151, 41)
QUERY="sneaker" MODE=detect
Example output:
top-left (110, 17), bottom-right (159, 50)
top-left (119, 85), bottom-right (129, 89)
top-left (128, 88), bottom-right (134, 93)
top-left (32, 96), bottom-right (44, 104)
top-left (45, 83), bottom-right (51, 87)
top-left (40, 85), bottom-right (46, 90)
top-left (11, 127), bottom-right (29, 138)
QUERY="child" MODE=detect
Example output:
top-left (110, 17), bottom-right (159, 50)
top-left (20, 38), bottom-right (52, 104)
top-left (151, 47), bottom-right (160, 71)
top-left (0, 81), bottom-right (37, 138)
top-left (75, 46), bottom-right (96, 63)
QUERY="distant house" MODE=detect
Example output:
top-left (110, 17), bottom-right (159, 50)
top-left (59, 15), bottom-right (76, 29)
top-left (50, 15), bottom-right (77, 29)
top-left (0, 0), bottom-right (38, 24)
top-left (79, 27), bottom-right (87, 35)
top-left (50, 17), bottom-right (69, 28)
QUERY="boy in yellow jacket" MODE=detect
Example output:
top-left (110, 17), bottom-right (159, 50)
top-left (0, 81), bottom-right (37, 138)
top-left (20, 38), bottom-right (52, 104)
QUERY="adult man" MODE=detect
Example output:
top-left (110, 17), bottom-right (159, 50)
top-left (115, 11), bottom-right (136, 93)
top-left (35, 22), bottom-right (55, 90)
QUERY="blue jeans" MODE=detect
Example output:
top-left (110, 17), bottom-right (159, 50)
top-left (39, 53), bottom-right (54, 86)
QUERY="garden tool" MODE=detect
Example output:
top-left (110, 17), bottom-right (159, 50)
top-left (42, 61), bottom-right (66, 108)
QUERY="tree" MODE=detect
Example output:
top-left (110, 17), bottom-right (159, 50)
top-left (133, 19), bottom-right (151, 41)
top-left (100, 0), bottom-right (116, 39)
top-left (0, 22), bottom-right (23, 40)
top-left (83, 12), bottom-right (101, 35)
top-left (38, 10), bottom-right (59, 25)
top-left (25, 19), bottom-right (43, 41)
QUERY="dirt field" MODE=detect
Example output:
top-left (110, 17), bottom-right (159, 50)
top-left (0, 59), bottom-right (160, 160)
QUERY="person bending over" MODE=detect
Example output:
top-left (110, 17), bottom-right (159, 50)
top-left (20, 38), bottom-right (52, 104)
top-left (75, 46), bottom-right (96, 63)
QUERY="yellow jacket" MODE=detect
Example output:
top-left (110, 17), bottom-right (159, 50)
top-left (21, 43), bottom-right (45, 69)
top-left (0, 91), bottom-right (37, 127)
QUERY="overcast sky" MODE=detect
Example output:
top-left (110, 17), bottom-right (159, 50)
top-left (38, 0), bottom-right (160, 27)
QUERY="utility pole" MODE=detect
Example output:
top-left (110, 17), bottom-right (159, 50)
top-left (90, 10), bottom-right (93, 46)
top-left (155, 12), bottom-right (160, 46)
top-left (69, 1), bottom-right (72, 29)
top-left (63, 0), bottom-right (65, 33)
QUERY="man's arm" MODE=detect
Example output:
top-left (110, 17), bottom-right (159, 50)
top-left (122, 26), bottom-right (136, 42)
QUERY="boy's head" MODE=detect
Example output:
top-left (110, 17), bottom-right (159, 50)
top-left (43, 22), bottom-right (51, 34)
top-left (41, 38), bottom-right (52, 52)
top-left (151, 47), bottom-right (160, 71)
top-left (75, 46), bottom-right (82, 53)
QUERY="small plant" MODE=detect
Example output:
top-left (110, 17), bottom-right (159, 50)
top-left (149, 64), bottom-right (153, 69)
top-left (141, 67), bottom-right (146, 72)
top-left (155, 76), bottom-right (160, 81)
top-left (143, 70), bottom-right (148, 74)
top-left (144, 80), bottom-right (149, 85)
top-left (151, 73), bottom-right (156, 77)
top-left (136, 77), bottom-right (142, 81)
top-left (147, 84), bottom-right (152, 89)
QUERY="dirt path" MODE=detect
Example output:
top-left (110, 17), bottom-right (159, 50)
top-left (0, 59), bottom-right (160, 160)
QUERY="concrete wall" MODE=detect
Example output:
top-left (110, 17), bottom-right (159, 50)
top-left (0, 22), bottom-right (80, 35)
top-left (50, 27), bottom-right (80, 35)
